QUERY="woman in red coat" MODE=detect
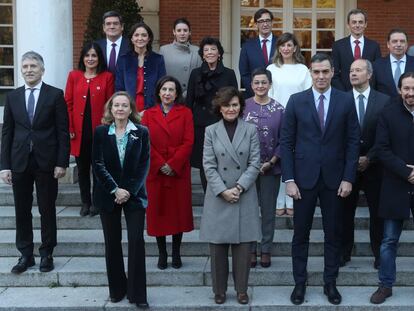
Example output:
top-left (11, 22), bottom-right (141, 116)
top-left (65, 42), bottom-right (114, 217)
top-left (141, 76), bottom-right (194, 270)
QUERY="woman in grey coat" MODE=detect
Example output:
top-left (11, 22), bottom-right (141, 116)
top-left (159, 18), bottom-right (202, 98)
top-left (200, 86), bottom-right (261, 305)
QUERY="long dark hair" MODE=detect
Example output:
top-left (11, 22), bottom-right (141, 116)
top-left (78, 42), bottom-right (107, 73)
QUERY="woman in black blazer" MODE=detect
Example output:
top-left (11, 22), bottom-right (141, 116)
top-left (92, 91), bottom-right (150, 309)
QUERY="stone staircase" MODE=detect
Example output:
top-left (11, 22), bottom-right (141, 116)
top-left (0, 170), bottom-right (414, 310)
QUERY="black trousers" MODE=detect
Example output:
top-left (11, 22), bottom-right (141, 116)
top-left (12, 153), bottom-right (57, 257)
top-left (342, 172), bottom-right (383, 259)
top-left (292, 176), bottom-right (343, 285)
top-left (100, 206), bottom-right (147, 303)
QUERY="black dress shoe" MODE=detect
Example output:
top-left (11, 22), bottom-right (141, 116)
top-left (89, 205), bottom-right (99, 217)
top-left (79, 203), bottom-right (90, 217)
top-left (290, 284), bottom-right (306, 305)
top-left (374, 257), bottom-right (380, 270)
top-left (11, 256), bottom-right (35, 274)
top-left (172, 254), bottom-right (182, 269)
top-left (157, 253), bottom-right (168, 270)
top-left (339, 255), bottom-right (350, 267)
top-left (39, 255), bottom-right (54, 272)
top-left (110, 294), bottom-right (125, 303)
top-left (324, 283), bottom-right (342, 305)
top-left (136, 302), bottom-right (149, 309)
top-left (214, 293), bottom-right (226, 304)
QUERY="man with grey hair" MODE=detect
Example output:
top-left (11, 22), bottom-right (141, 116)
top-left (340, 58), bottom-right (390, 269)
top-left (0, 51), bottom-right (70, 274)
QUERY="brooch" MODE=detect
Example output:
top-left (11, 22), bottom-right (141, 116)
top-left (130, 133), bottom-right (139, 140)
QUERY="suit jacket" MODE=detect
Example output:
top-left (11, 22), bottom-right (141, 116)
top-left (92, 123), bottom-right (150, 212)
top-left (373, 54), bottom-right (414, 98)
top-left (280, 87), bottom-right (360, 189)
top-left (332, 36), bottom-right (381, 91)
top-left (1, 83), bottom-right (70, 173)
top-left (200, 119), bottom-right (261, 243)
top-left (115, 51), bottom-right (166, 109)
top-left (376, 99), bottom-right (414, 219)
top-left (96, 36), bottom-right (131, 66)
top-left (239, 37), bottom-right (277, 97)
top-left (64, 70), bottom-right (114, 156)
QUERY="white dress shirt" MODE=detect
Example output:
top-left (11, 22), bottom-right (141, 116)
top-left (352, 86), bottom-right (370, 123)
top-left (390, 53), bottom-right (407, 76)
top-left (312, 87), bottom-right (332, 123)
top-left (25, 81), bottom-right (43, 113)
top-left (350, 35), bottom-right (365, 57)
top-left (259, 33), bottom-right (273, 63)
top-left (106, 36), bottom-right (123, 65)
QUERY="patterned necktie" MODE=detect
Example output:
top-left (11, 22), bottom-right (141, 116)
top-left (358, 94), bottom-right (365, 128)
top-left (394, 60), bottom-right (402, 88)
top-left (27, 88), bottom-right (35, 124)
top-left (318, 94), bottom-right (325, 130)
top-left (354, 40), bottom-right (361, 60)
top-left (108, 43), bottom-right (117, 74)
top-left (262, 39), bottom-right (268, 64)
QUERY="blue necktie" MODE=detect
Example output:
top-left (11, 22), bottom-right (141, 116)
top-left (27, 88), bottom-right (35, 124)
top-left (394, 60), bottom-right (402, 88)
top-left (318, 94), bottom-right (325, 130)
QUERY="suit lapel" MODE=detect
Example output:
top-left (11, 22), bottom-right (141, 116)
top-left (232, 119), bottom-right (247, 152)
top-left (324, 89), bottom-right (338, 134)
top-left (345, 37), bottom-right (355, 63)
top-left (109, 133), bottom-right (123, 170)
top-left (32, 83), bottom-right (47, 125)
top-left (384, 57), bottom-right (395, 91)
top-left (363, 90), bottom-right (376, 132)
top-left (15, 87), bottom-right (30, 126)
top-left (255, 38), bottom-right (266, 65)
top-left (154, 105), bottom-right (170, 135)
top-left (215, 120), bottom-right (240, 165)
top-left (307, 89), bottom-right (322, 133)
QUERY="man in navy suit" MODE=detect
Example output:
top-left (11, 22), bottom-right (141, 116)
top-left (332, 9), bottom-right (381, 91)
top-left (239, 8), bottom-right (276, 98)
top-left (373, 28), bottom-right (414, 99)
top-left (341, 59), bottom-right (390, 269)
top-left (96, 11), bottom-right (131, 74)
top-left (281, 53), bottom-right (360, 306)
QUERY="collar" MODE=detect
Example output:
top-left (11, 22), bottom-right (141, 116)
top-left (108, 120), bottom-right (138, 135)
top-left (312, 87), bottom-right (332, 101)
top-left (390, 53), bottom-right (407, 63)
top-left (350, 35), bottom-right (364, 44)
top-left (107, 36), bottom-right (122, 47)
top-left (353, 86), bottom-right (370, 100)
top-left (402, 101), bottom-right (414, 116)
top-left (259, 33), bottom-right (273, 43)
top-left (25, 81), bottom-right (43, 91)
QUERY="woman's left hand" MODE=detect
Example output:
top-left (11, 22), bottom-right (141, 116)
top-left (260, 162), bottom-right (272, 175)
top-left (160, 163), bottom-right (175, 176)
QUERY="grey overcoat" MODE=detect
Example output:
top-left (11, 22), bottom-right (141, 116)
top-left (199, 119), bottom-right (261, 244)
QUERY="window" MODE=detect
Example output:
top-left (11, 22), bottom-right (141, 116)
top-left (240, 0), bottom-right (338, 64)
top-left (0, 0), bottom-right (15, 106)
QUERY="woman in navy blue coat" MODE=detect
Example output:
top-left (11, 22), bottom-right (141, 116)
top-left (93, 91), bottom-right (150, 308)
top-left (115, 22), bottom-right (166, 112)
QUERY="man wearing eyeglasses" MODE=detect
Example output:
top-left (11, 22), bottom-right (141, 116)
top-left (239, 8), bottom-right (277, 98)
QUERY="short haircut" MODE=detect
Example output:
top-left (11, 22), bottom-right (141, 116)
top-left (21, 51), bottom-right (45, 71)
top-left (347, 8), bottom-right (367, 23)
top-left (311, 52), bottom-right (333, 68)
top-left (387, 28), bottom-right (408, 42)
top-left (254, 8), bottom-right (273, 22)
top-left (102, 11), bottom-right (123, 24)
top-left (251, 67), bottom-right (272, 84)
top-left (212, 86), bottom-right (245, 118)
top-left (272, 32), bottom-right (306, 66)
top-left (154, 75), bottom-right (184, 104)
top-left (78, 42), bottom-right (107, 74)
top-left (398, 71), bottom-right (414, 89)
top-left (198, 37), bottom-right (224, 59)
top-left (101, 91), bottom-right (140, 125)
top-left (173, 17), bottom-right (191, 31)
top-left (128, 22), bottom-right (154, 53)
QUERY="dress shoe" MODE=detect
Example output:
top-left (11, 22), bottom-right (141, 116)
top-left (237, 292), bottom-right (249, 304)
top-left (136, 302), bottom-right (149, 309)
top-left (324, 283), bottom-right (342, 305)
top-left (260, 252), bottom-right (271, 268)
top-left (286, 208), bottom-right (294, 216)
top-left (79, 203), bottom-right (90, 217)
top-left (370, 286), bottom-right (392, 304)
top-left (39, 255), bottom-right (54, 272)
top-left (275, 209), bottom-right (286, 216)
top-left (172, 253), bottom-right (182, 269)
top-left (290, 284), bottom-right (306, 305)
top-left (214, 293), bottom-right (226, 304)
top-left (374, 258), bottom-right (380, 270)
top-left (157, 253), bottom-right (168, 270)
top-left (89, 205), bottom-right (99, 217)
top-left (11, 256), bottom-right (35, 274)
top-left (110, 295), bottom-right (125, 303)
top-left (250, 252), bottom-right (257, 268)
top-left (339, 255), bottom-right (350, 267)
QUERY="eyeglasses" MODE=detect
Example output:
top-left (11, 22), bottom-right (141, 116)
top-left (257, 19), bottom-right (272, 25)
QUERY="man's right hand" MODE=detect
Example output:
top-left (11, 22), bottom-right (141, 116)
top-left (0, 170), bottom-right (12, 185)
top-left (407, 165), bottom-right (414, 184)
top-left (286, 181), bottom-right (301, 200)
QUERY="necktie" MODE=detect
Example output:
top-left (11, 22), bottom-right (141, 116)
top-left (27, 88), bottom-right (35, 124)
top-left (394, 60), bottom-right (402, 88)
top-left (354, 39), bottom-right (361, 60)
top-left (108, 43), bottom-right (117, 74)
top-left (318, 94), bottom-right (325, 130)
top-left (358, 94), bottom-right (365, 128)
top-left (262, 39), bottom-right (268, 64)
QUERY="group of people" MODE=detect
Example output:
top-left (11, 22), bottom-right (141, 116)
top-left (1, 6), bottom-right (414, 309)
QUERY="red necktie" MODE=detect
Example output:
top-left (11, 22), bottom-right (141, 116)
top-left (262, 39), bottom-right (268, 64)
top-left (354, 40), bottom-right (361, 60)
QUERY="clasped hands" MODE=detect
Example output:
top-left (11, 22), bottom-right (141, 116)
top-left (114, 188), bottom-right (130, 205)
top-left (221, 187), bottom-right (242, 204)
top-left (286, 180), bottom-right (353, 200)
top-left (160, 163), bottom-right (175, 176)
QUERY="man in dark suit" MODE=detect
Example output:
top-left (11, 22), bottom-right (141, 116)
top-left (239, 8), bottom-right (277, 98)
top-left (281, 53), bottom-right (360, 306)
top-left (96, 11), bottom-right (130, 74)
top-left (0, 51), bottom-right (70, 274)
top-left (341, 59), bottom-right (390, 269)
top-left (373, 28), bottom-right (414, 99)
top-left (370, 72), bottom-right (414, 304)
top-left (332, 9), bottom-right (381, 91)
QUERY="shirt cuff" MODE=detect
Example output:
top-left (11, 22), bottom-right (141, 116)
top-left (284, 179), bottom-right (295, 183)
top-left (0, 169), bottom-right (11, 174)
top-left (111, 187), bottom-right (118, 194)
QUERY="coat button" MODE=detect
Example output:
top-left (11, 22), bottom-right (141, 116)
top-left (223, 180), bottom-right (226, 184)
top-left (236, 166), bottom-right (240, 169)
top-left (223, 167), bottom-right (227, 171)
top-left (221, 153), bottom-right (225, 156)
top-left (83, 95), bottom-right (86, 98)
top-left (239, 152), bottom-right (243, 155)
top-left (86, 79), bottom-right (90, 83)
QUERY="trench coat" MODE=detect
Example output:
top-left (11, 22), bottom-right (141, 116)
top-left (199, 118), bottom-right (261, 243)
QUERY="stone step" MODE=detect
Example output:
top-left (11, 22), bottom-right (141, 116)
top-left (2, 229), bottom-right (414, 257)
top-left (1, 205), bottom-right (408, 231)
top-left (1, 256), bottom-right (413, 288)
top-left (0, 285), bottom-right (413, 310)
